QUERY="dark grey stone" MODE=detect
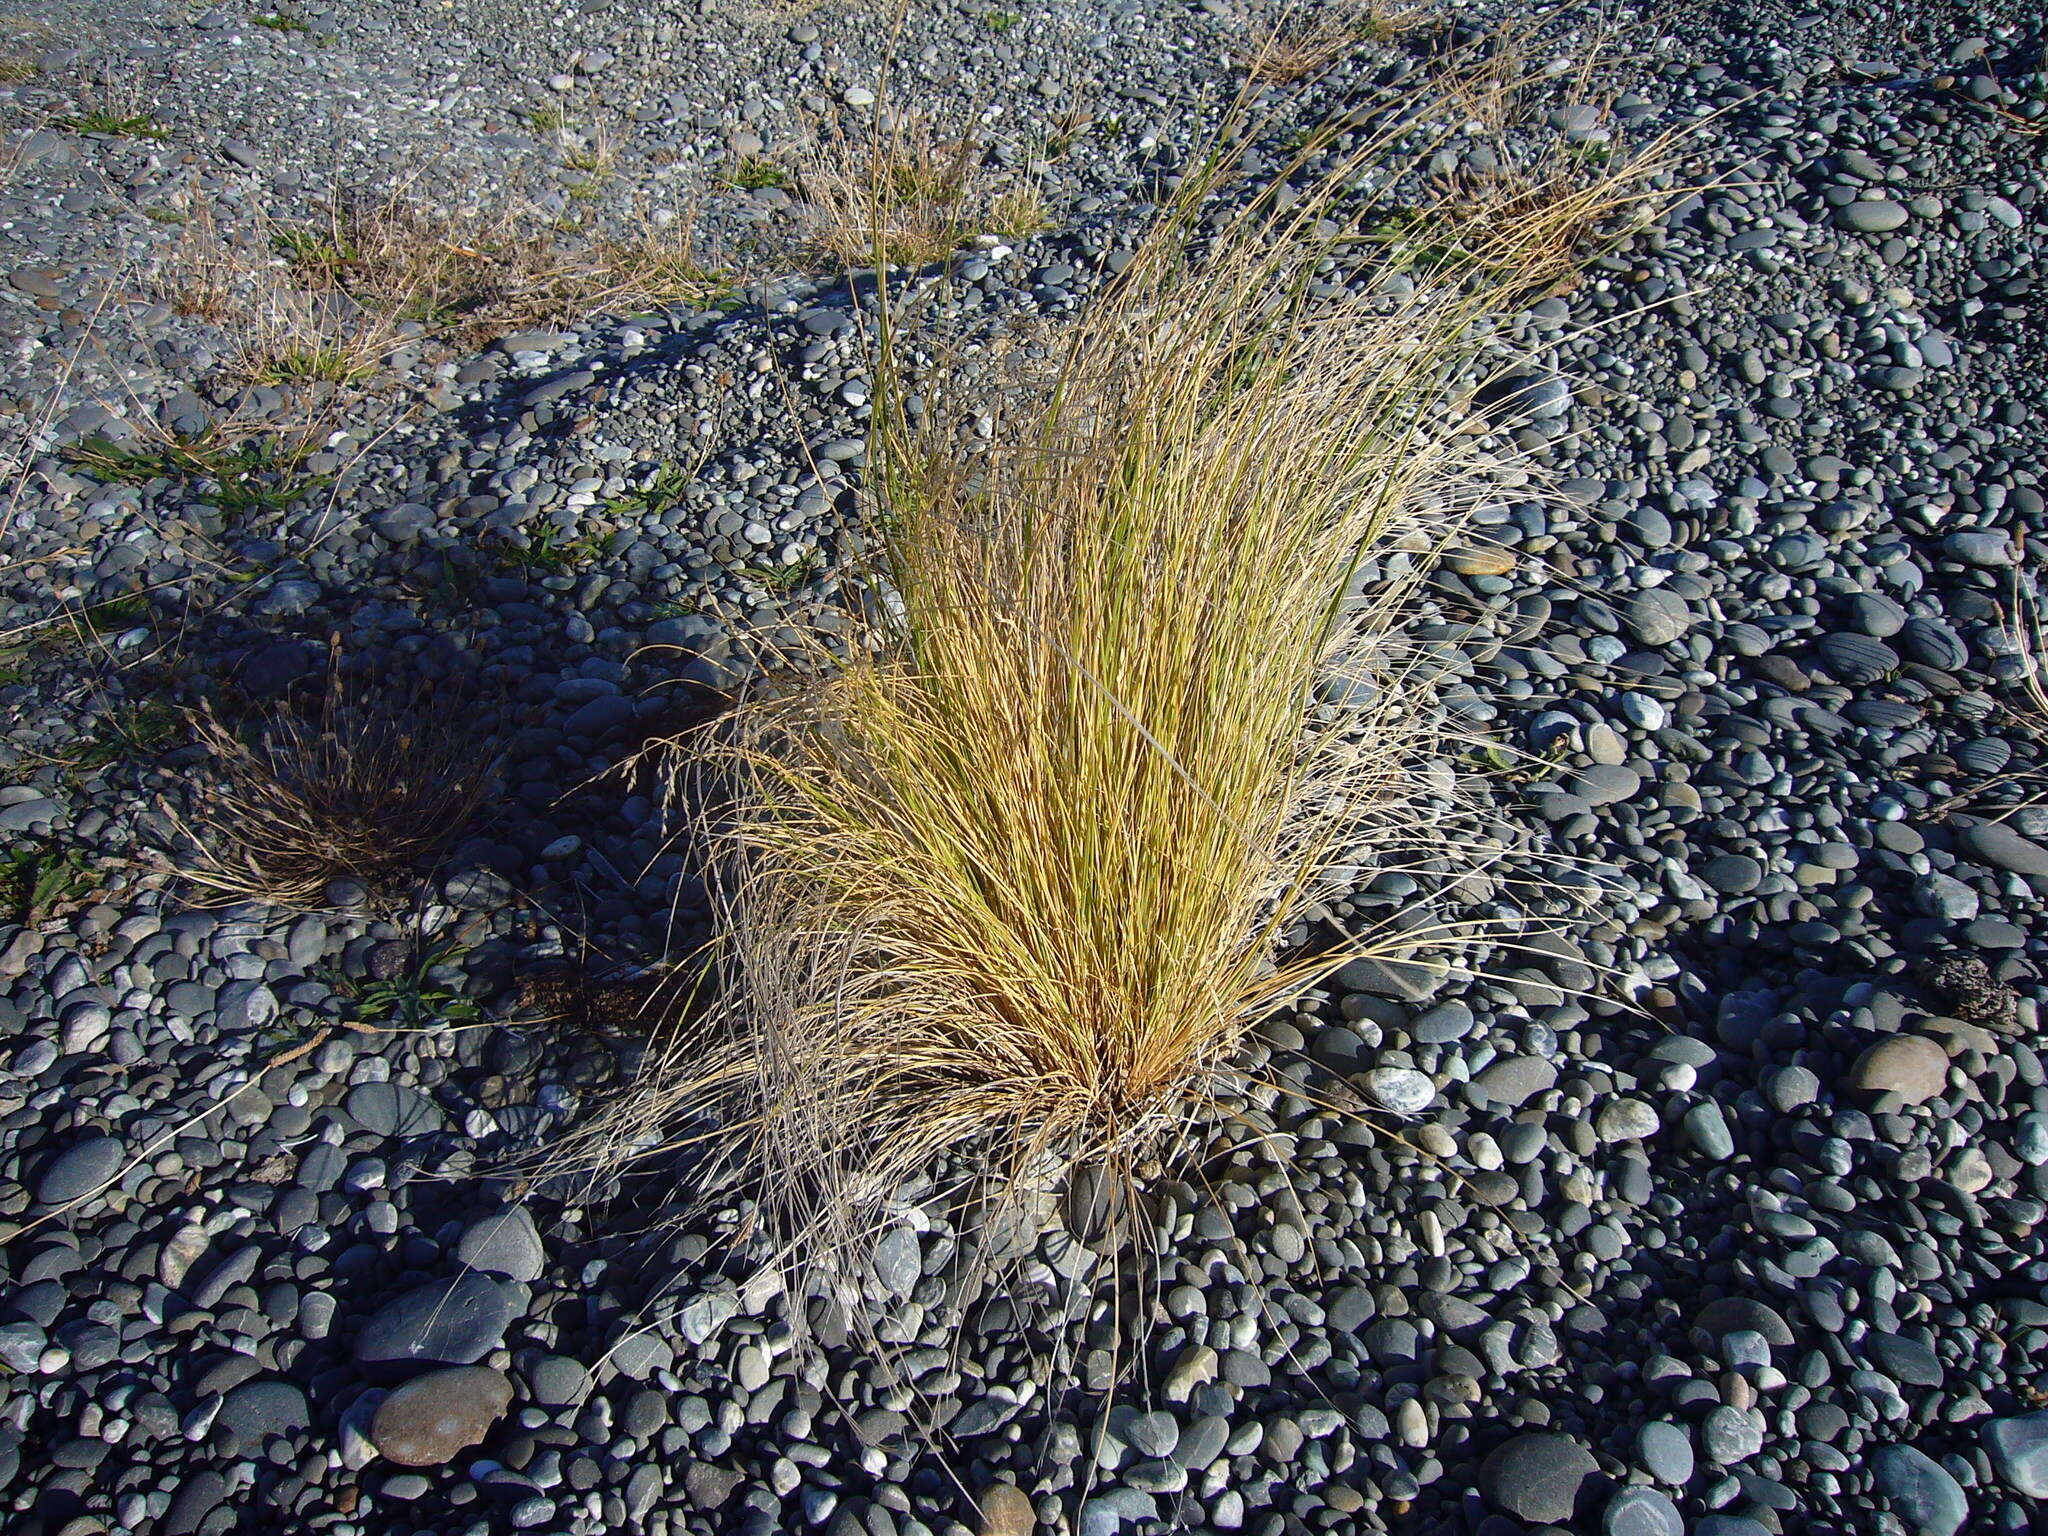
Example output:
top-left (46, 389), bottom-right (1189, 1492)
top-left (1871, 1444), bottom-right (1968, 1536)
top-left (354, 1274), bottom-right (513, 1369)
top-left (457, 1207), bottom-right (544, 1283)
top-left (1984, 1410), bottom-right (2048, 1498)
top-left (218, 1379), bottom-right (312, 1443)
top-left (1478, 1432), bottom-right (1599, 1523)
top-left (1637, 1419), bottom-right (1695, 1485)
top-left (346, 1081), bottom-right (445, 1138)
top-left (1959, 820), bottom-right (2048, 877)
top-left (35, 1135), bottom-right (123, 1204)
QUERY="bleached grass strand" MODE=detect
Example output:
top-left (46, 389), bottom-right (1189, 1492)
top-left (547, 39), bottom-right (1699, 1324)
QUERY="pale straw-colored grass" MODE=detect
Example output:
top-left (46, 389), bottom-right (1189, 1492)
top-left (1238, 0), bottom-right (1435, 85)
top-left (564, 169), bottom-right (1512, 1289)
top-left (164, 650), bottom-right (492, 909)
top-left (553, 41), bottom-right (1694, 1311)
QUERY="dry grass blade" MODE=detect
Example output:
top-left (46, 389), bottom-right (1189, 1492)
top-left (158, 182), bottom-right (728, 377)
top-left (1238, 0), bottom-right (1433, 84)
top-left (794, 110), bottom-right (1040, 268)
top-left (558, 151), bottom-right (1521, 1303)
top-left (1373, 124), bottom-right (1689, 301)
top-left (166, 655), bottom-right (494, 908)
top-left (547, 30), bottom-right (1697, 1329)
top-left (158, 202), bottom-right (408, 386)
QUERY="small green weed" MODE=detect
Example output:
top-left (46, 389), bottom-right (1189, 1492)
top-left (409, 556), bottom-right (484, 609)
top-left (1466, 739), bottom-right (1566, 784)
top-left (252, 9), bottom-right (310, 32)
top-left (54, 109), bottom-right (171, 140)
top-left (0, 843), bottom-right (97, 924)
top-left (648, 595), bottom-right (708, 621)
top-left (62, 432), bottom-right (328, 517)
top-left (1362, 206), bottom-right (1484, 276)
top-left (327, 942), bottom-right (481, 1029)
top-left (527, 106), bottom-right (568, 133)
top-left (725, 157), bottom-right (788, 192)
top-left (494, 523), bottom-right (610, 574)
top-left (4, 595), bottom-right (151, 672)
top-left (1042, 109), bottom-right (1095, 159)
top-left (79, 592), bottom-right (150, 635)
top-left (985, 10), bottom-right (1022, 31)
top-left (990, 184), bottom-right (1052, 237)
top-left (272, 226), bottom-right (359, 277)
top-left (602, 461), bottom-right (692, 521)
top-left (738, 551), bottom-right (823, 592)
top-left (256, 344), bottom-right (373, 385)
top-left (143, 206), bottom-right (188, 225)
top-left (69, 700), bottom-right (184, 773)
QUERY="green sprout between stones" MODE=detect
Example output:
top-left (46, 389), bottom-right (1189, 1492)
top-left (68, 700), bottom-right (184, 775)
top-left (326, 942), bottom-right (481, 1029)
top-left (62, 432), bottom-right (328, 517)
top-left (256, 344), bottom-right (375, 385)
top-left (495, 523), bottom-right (611, 574)
top-left (601, 461), bottom-right (692, 521)
top-left (54, 109), bottom-right (171, 140)
top-left (647, 595), bottom-right (708, 621)
top-left (1361, 206), bottom-right (1490, 277)
top-left (737, 550), bottom-right (823, 592)
top-left (272, 226), bottom-right (360, 278)
top-left (725, 157), bottom-right (788, 192)
top-left (0, 843), bottom-right (97, 924)
top-left (75, 592), bottom-right (150, 636)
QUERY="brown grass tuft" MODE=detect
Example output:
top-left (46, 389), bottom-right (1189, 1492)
top-left (1368, 124), bottom-right (1688, 302)
top-left (166, 650), bottom-right (493, 908)
top-left (1238, 0), bottom-right (1434, 84)
top-left (793, 111), bottom-right (1048, 268)
top-left (156, 182), bottom-right (729, 383)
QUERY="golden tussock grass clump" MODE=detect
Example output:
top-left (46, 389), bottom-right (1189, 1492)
top-left (166, 651), bottom-right (494, 909)
top-left (557, 158), bottom-right (1517, 1292)
top-left (1238, 0), bottom-right (1434, 85)
top-left (547, 41), bottom-right (1697, 1309)
top-left (792, 111), bottom-right (1050, 268)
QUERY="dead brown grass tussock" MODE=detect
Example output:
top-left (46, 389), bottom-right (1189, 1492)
top-left (1239, 0), bottom-right (1434, 84)
top-left (157, 180), bottom-right (728, 385)
top-left (793, 111), bottom-right (1050, 268)
top-left (166, 649), bottom-right (494, 908)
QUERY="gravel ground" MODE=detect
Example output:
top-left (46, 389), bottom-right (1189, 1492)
top-left (2, 2), bottom-right (2048, 1535)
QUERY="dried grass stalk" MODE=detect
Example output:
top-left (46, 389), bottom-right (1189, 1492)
top-left (557, 40), bottom-right (1695, 1310)
top-left (794, 111), bottom-right (1037, 268)
top-left (1239, 0), bottom-right (1433, 84)
top-left (167, 656), bottom-right (492, 908)
top-left (158, 183), bottom-right (726, 379)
